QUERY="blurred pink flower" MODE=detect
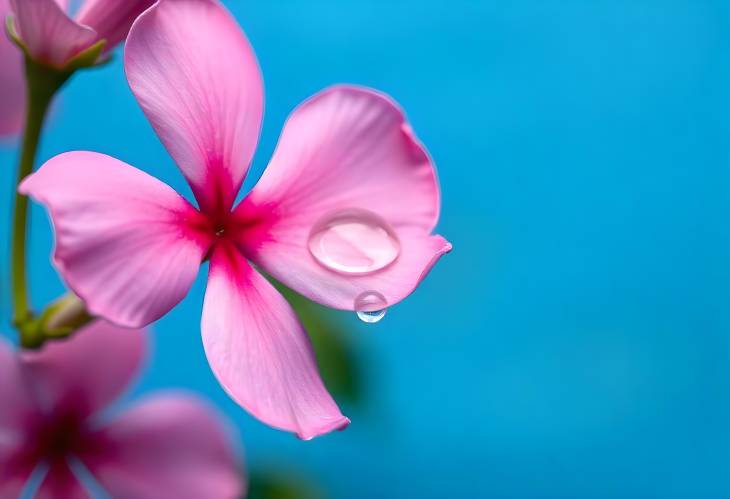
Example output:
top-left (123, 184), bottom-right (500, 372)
top-left (8, 0), bottom-right (156, 67)
top-left (21, 0), bottom-right (451, 439)
top-left (0, 322), bottom-right (244, 498)
top-left (0, 0), bottom-right (25, 136)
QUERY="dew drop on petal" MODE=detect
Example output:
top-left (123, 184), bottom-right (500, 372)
top-left (354, 291), bottom-right (388, 324)
top-left (357, 309), bottom-right (387, 324)
top-left (308, 209), bottom-right (400, 276)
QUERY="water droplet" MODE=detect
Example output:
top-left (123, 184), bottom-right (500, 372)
top-left (354, 291), bottom-right (388, 324)
top-left (308, 209), bottom-right (400, 275)
top-left (357, 309), bottom-right (387, 323)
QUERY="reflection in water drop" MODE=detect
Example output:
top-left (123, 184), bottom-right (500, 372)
top-left (354, 291), bottom-right (388, 324)
top-left (357, 309), bottom-right (387, 323)
top-left (308, 209), bottom-right (400, 275)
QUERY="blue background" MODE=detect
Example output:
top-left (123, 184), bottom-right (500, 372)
top-left (2, 0), bottom-right (730, 497)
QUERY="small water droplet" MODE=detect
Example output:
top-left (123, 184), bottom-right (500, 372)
top-left (308, 209), bottom-right (400, 275)
top-left (357, 309), bottom-right (387, 323)
top-left (354, 291), bottom-right (388, 324)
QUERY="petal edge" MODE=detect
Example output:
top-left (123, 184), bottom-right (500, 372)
top-left (124, 0), bottom-right (264, 215)
top-left (20, 151), bottom-right (209, 328)
top-left (202, 244), bottom-right (350, 439)
top-left (234, 85), bottom-right (450, 311)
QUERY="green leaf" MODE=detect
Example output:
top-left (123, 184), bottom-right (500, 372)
top-left (246, 469), bottom-right (326, 499)
top-left (5, 15), bottom-right (24, 51)
top-left (64, 38), bottom-right (107, 71)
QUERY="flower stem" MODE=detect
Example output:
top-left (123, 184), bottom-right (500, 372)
top-left (11, 58), bottom-right (71, 347)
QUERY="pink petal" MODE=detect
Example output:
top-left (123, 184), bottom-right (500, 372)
top-left (0, 451), bottom-right (35, 497)
top-left (0, 339), bottom-right (38, 441)
top-left (0, 0), bottom-right (25, 137)
top-left (36, 461), bottom-right (89, 499)
top-left (124, 0), bottom-right (263, 216)
top-left (9, 0), bottom-right (98, 67)
top-left (0, 460), bottom-right (34, 499)
top-left (202, 245), bottom-right (350, 440)
top-left (78, 393), bottom-right (243, 499)
top-left (20, 151), bottom-right (211, 328)
top-left (75, 0), bottom-right (156, 51)
top-left (0, 340), bottom-right (40, 497)
top-left (234, 86), bottom-right (451, 311)
top-left (22, 321), bottom-right (145, 419)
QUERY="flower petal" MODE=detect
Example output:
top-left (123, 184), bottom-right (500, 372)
top-left (75, 0), bottom-right (156, 51)
top-left (22, 321), bottom-right (145, 419)
top-left (37, 461), bottom-right (89, 499)
top-left (202, 245), bottom-right (350, 440)
top-left (124, 0), bottom-right (263, 216)
top-left (78, 393), bottom-right (243, 499)
top-left (0, 340), bottom-right (40, 497)
top-left (20, 151), bottom-right (210, 328)
top-left (234, 86), bottom-right (451, 311)
top-left (9, 0), bottom-right (98, 67)
top-left (0, 339), bottom-right (37, 440)
top-left (0, 0), bottom-right (25, 137)
top-left (0, 459), bottom-right (34, 499)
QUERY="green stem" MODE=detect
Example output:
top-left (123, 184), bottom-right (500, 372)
top-left (11, 58), bottom-right (71, 348)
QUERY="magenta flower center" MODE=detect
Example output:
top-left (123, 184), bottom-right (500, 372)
top-left (34, 411), bottom-right (86, 460)
top-left (209, 215), bottom-right (237, 242)
top-left (185, 209), bottom-right (247, 256)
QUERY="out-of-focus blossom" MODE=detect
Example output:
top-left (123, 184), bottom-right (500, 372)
top-left (8, 0), bottom-right (156, 68)
top-left (0, 321), bottom-right (244, 498)
top-left (0, 0), bottom-right (24, 136)
top-left (21, 0), bottom-right (451, 439)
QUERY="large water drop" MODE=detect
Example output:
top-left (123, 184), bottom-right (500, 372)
top-left (308, 209), bottom-right (400, 275)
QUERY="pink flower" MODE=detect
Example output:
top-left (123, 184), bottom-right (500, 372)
top-left (21, 0), bottom-right (451, 439)
top-left (0, 321), bottom-right (244, 498)
top-left (0, 0), bottom-right (24, 136)
top-left (8, 0), bottom-right (156, 68)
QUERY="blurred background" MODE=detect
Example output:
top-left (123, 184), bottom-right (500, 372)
top-left (3, 0), bottom-right (730, 497)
